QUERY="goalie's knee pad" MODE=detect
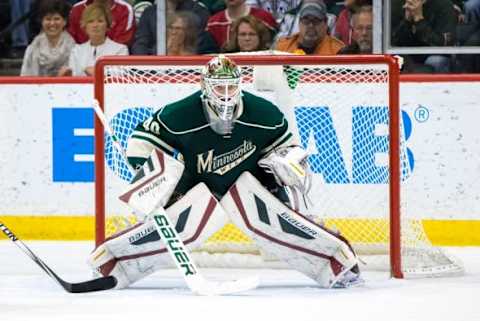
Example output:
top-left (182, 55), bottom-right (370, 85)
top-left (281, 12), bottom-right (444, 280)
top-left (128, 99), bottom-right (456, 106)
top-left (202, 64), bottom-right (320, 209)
top-left (221, 172), bottom-right (361, 288)
top-left (88, 183), bottom-right (228, 289)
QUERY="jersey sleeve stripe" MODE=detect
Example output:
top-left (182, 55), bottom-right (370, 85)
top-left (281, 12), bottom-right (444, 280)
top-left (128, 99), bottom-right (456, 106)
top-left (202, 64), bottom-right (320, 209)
top-left (261, 131), bottom-right (294, 155)
top-left (235, 117), bottom-right (286, 130)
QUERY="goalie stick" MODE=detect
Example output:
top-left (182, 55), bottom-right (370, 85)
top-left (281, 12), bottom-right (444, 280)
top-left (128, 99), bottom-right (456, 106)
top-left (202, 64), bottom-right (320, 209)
top-left (0, 221), bottom-right (117, 293)
top-left (93, 100), bottom-right (259, 295)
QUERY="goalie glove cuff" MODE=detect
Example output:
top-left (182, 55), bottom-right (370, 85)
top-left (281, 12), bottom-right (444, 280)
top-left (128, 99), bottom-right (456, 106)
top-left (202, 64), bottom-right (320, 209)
top-left (258, 146), bottom-right (311, 195)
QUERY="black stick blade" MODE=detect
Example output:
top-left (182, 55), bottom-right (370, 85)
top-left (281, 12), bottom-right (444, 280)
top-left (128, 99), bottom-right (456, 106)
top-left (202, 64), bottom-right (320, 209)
top-left (62, 276), bottom-right (117, 293)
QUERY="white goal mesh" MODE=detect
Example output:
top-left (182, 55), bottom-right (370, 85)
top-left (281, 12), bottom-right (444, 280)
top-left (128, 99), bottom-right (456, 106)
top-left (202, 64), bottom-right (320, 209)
top-left (94, 55), bottom-right (463, 278)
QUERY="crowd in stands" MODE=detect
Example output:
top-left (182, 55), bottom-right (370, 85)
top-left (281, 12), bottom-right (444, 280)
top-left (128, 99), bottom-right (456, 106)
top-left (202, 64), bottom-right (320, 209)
top-left (0, 0), bottom-right (479, 75)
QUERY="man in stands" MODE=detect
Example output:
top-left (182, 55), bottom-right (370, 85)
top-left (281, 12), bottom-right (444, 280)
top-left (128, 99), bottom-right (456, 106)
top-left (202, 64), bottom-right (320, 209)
top-left (338, 5), bottom-right (373, 54)
top-left (334, 0), bottom-right (371, 46)
top-left (88, 55), bottom-right (362, 290)
top-left (275, 1), bottom-right (344, 54)
top-left (68, 0), bottom-right (136, 45)
top-left (275, 0), bottom-right (338, 42)
top-left (246, 0), bottom-right (301, 23)
top-left (391, 0), bottom-right (457, 73)
top-left (206, 0), bottom-right (277, 48)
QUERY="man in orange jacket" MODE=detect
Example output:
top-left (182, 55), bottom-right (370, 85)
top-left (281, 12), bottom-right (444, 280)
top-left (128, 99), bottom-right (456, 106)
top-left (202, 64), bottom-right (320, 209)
top-left (275, 1), bottom-right (344, 55)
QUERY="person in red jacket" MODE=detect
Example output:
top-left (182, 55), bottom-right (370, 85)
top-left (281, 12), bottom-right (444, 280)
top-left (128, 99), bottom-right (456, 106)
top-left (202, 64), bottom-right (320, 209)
top-left (206, 0), bottom-right (277, 48)
top-left (68, 0), bottom-right (136, 45)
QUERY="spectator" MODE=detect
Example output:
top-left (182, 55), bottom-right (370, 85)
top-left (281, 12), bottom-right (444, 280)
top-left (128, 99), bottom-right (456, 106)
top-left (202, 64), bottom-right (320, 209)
top-left (206, 0), bottom-right (277, 49)
top-left (166, 11), bottom-right (198, 55)
top-left (29, 1), bottom-right (83, 40)
top-left (391, 0), bottom-right (457, 73)
top-left (131, 2), bottom-right (217, 55)
top-left (276, 0), bottom-right (337, 41)
top-left (324, 0), bottom-right (343, 15)
top-left (453, 1), bottom-right (480, 72)
top-left (338, 4), bottom-right (372, 54)
top-left (454, 0), bottom-right (480, 44)
top-left (0, 3), bottom-right (10, 53)
top-left (165, 0), bottom-right (210, 30)
top-left (246, 0), bottom-right (301, 23)
top-left (68, 0), bottom-right (136, 45)
top-left (197, 0), bottom-right (226, 14)
top-left (334, 0), bottom-right (371, 46)
top-left (451, 0), bottom-right (466, 23)
top-left (131, 1), bottom-right (154, 24)
top-left (21, 0), bottom-right (75, 76)
top-left (60, 2), bottom-right (128, 76)
top-left (457, 0), bottom-right (480, 44)
top-left (275, 1), bottom-right (344, 54)
top-left (129, 4), bottom-right (158, 54)
top-left (464, 0), bottom-right (480, 23)
top-left (8, 0), bottom-right (33, 58)
top-left (223, 15), bottom-right (272, 52)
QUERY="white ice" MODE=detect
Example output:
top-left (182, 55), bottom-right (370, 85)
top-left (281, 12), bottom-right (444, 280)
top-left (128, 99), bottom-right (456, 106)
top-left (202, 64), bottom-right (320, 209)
top-left (0, 241), bottom-right (478, 321)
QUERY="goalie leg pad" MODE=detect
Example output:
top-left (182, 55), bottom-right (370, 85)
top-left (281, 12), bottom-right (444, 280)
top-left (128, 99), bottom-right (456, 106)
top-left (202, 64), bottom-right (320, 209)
top-left (88, 183), bottom-right (228, 289)
top-left (221, 172), bottom-right (360, 288)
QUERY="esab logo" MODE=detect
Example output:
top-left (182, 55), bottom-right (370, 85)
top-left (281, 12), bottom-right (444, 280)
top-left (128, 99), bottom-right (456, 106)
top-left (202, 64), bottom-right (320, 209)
top-left (295, 106), bottom-right (414, 184)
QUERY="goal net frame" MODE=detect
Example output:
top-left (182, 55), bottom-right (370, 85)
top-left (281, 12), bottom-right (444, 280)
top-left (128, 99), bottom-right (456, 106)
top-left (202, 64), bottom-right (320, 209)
top-left (93, 54), bottom-right (402, 277)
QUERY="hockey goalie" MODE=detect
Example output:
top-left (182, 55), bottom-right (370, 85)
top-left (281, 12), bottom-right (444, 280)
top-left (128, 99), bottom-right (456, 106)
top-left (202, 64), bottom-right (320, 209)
top-left (89, 55), bottom-right (363, 289)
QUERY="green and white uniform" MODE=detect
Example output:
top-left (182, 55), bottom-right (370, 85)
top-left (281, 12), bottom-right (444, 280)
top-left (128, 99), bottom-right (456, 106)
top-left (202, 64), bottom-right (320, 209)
top-left (127, 90), bottom-right (294, 198)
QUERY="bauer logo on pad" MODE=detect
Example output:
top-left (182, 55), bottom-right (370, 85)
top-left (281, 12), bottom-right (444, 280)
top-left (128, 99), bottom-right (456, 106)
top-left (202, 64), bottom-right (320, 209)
top-left (119, 149), bottom-right (185, 214)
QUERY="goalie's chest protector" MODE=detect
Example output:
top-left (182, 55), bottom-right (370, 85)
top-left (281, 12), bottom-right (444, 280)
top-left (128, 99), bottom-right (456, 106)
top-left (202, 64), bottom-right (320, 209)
top-left (168, 91), bottom-right (289, 196)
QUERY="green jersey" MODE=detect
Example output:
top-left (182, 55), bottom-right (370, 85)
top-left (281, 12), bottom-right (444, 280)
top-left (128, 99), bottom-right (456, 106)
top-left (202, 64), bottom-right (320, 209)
top-left (127, 90), bottom-right (293, 197)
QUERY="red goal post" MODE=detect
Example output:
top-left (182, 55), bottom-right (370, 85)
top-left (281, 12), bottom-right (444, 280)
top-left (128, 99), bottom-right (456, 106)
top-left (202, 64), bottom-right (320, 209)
top-left (93, 55), bottom-right (460, 279)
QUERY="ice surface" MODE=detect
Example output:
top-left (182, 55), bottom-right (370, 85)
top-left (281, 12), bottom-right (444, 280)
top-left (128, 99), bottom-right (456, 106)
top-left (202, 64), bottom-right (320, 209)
top-left (0, 241), bottom-right (478, 321)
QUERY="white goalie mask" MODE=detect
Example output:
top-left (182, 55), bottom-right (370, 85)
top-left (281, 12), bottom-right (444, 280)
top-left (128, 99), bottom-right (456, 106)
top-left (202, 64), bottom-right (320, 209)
top-left (201, 55), bottom-right (242, 135)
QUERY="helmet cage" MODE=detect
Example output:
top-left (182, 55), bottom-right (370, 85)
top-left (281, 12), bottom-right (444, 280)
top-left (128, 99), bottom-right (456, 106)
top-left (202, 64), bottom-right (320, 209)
top-left (203, 77), bottom-right (241, 122)
top-left (201, 55), bottom-right (242, 135)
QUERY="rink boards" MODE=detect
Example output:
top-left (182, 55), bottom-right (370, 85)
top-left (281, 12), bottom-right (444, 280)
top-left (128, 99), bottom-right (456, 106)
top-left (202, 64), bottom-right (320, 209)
top-left (0, 75), bottom-right (479, 244)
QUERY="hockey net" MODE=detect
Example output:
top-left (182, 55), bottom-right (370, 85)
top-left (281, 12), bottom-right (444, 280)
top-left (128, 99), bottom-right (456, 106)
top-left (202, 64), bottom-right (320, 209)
top-left (94, 55), bottom-right (463, 278)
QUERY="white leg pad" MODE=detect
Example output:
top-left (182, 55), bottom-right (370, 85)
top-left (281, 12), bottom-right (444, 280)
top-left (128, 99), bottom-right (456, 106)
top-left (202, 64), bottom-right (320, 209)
top-left (88, 183), bottom-right (228, 289)
top-left (221, 172), bottom-right (360, 288)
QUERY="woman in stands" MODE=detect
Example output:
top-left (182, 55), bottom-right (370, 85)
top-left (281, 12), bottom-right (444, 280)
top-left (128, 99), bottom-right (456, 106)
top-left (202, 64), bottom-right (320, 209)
top-left (222, 15), bottom-right (272, 52)
top-left (60, 2), bottom-right (128, 76)
top-left (166, 11), bottom-right (199, 55)
top-left (20, 0), bottom-right (75, 76)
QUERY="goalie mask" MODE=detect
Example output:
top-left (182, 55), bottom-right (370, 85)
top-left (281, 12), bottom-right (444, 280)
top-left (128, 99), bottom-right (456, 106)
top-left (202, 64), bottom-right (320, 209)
top-left (201, 55), bottom-right (242, 135)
